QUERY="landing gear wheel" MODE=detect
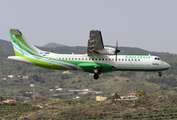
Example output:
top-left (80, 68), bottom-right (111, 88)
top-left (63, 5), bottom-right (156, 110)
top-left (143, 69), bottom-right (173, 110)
top-left (94, 74), bottom-right (99, 80)
top-left (158, 72), bottom-right (162, 77)
top-left (93, 67), bottom-right (101, 80)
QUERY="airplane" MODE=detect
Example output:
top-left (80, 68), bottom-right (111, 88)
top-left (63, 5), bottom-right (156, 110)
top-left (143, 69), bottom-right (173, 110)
top-left (8, 29), bottom-right (170, 80)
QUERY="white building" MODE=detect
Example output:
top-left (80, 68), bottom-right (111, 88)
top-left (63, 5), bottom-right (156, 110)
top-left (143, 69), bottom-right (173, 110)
top-left (8, 75), bottom-right (14, 78)
top-left (49, 89), bottom-right (54, 91)
top-left (56, 88), bottom-right (63, 91)
top-left (73, 96), bottom-right (80, 99)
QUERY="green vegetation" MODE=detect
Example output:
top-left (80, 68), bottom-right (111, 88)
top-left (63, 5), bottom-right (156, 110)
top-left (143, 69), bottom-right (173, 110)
top-left (111, 92), bottom-right (120, 101)
top-left (0, 102), bottom-right (40, 119)
top-left (0, 93), bottom-right (177, 119)
top-left (136, 90), bottom-right (146, 97)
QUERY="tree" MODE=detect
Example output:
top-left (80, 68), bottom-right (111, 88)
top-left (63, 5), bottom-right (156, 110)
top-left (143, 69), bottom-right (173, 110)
top-left (30, 74), bottom-right (45, 83)
top-left (78, 79), bottom-right (82, 83)
top-left (136, 90), bottom-right (141, 93)
top-left (0, 96), bottom-right (4, 102)
top-left (136, 90), bottom-right (146, 97)
top-left (61, 74), bottom-right (69, 79)
top-left (72, 80), bottom-right (75, 84)
top-left (111, 92), bottom-right (120, 101)
top-left (141, 91), bottom-right (146, 96)
top-left (73, 91), bottom-right (78, 95)
top-left (30, 74), bottom-right (39, 82)
top-left (14, 97), bottom-right (20, 101)
top-left (122, 113), bottom-right (132, 119)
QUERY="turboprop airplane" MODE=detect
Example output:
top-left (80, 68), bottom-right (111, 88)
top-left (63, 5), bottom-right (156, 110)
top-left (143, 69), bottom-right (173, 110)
top-left (8, 29), bottom-right (170, 79)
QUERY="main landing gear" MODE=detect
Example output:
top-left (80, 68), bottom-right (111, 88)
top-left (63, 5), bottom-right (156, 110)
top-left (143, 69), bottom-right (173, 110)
top-left (158, 72), bottom-right (162, 77)
top-left (93, 67), bottom-right (101, 80)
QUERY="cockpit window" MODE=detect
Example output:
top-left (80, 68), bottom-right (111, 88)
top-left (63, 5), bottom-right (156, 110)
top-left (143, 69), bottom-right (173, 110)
top-left (155, 57), bottom-right (161, 60)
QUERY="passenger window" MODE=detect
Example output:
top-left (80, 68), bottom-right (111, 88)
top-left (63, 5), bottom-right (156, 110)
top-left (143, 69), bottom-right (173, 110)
top-left (135, 59), bottom-right (137, 61)
top-left (65, 58), bottom-right (67, 60)
top-left (128, 59), bottom-right (130, 61)
top-left (82, 58), bottom-right (84, 60)
top-left (132, 59), bottom-right (133, 61)
top-left (62, 58), bottom-right (64, 60)
top-left (92, 58), bottom-right (94, 60)
top-left (105, 58), bottom-right (107, 61)
top-left (112, 59), bottom-right (114, 61)
top-left (125, 59), bottom-right (127, 61)
top-left (109, 58), bottom-right (111, 61)
top-left (138, 59), bottom-right (140, 61)
top-left (119, 59), bottom-right (121, 61)
top-left (85, 58), bottom-right (87, 60)
top-left (122, 59), bottom-right (124, 61)
top-left (99, 58), bottom-right (101, 61)
top-left (72, 58), bottom-right (74, 60)
top-left (69, 58), bottom-right (70, 60)
top-left (102, 58), bottom-right (104, 61)
top-left (78, 58), bottom-right (80, 60)
top-left (75, 58), bottom-right (77, 60)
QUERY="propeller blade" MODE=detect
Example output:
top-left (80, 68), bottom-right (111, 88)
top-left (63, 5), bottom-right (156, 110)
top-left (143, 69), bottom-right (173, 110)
top-left (116, 40), bottom-right (118, 51)
top-left (115, 40), bottom-right (120, 61)
top-left (116, 51), bottom-right (117, 61)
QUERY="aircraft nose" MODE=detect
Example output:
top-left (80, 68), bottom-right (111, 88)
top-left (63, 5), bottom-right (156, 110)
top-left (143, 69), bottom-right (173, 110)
top-left (166, 63), bottom-right (171, 69)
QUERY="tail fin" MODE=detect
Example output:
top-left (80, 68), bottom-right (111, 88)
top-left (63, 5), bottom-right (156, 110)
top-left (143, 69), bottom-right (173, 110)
top-left (9, 29), bottom-right (41, 56)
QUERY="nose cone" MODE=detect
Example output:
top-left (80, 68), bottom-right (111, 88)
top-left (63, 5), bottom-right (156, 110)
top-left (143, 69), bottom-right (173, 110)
top-left (163, 62), bottom-right (171, 70)
top-left (166, 63), bottom-right (171, 69)
top-left (160, 60), bottom-right (170, 70)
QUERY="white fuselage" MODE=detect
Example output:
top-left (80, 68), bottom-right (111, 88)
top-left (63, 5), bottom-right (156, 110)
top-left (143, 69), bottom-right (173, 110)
top-left (39, 53), bottom-right (170, 71)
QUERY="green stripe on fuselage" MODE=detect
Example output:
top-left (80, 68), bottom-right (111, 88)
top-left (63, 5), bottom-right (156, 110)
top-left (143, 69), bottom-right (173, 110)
top-left (16, 51), bottom-right (68, 70)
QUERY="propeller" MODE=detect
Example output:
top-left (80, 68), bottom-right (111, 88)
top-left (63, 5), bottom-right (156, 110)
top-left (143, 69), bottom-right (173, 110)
top-left (115, 40), bottom-right (120, 61)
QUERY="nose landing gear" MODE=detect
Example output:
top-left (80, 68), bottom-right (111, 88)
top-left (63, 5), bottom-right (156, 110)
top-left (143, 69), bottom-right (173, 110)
top-left (158, 72), bottom-right (162, 77)
top-left (93, 67), bottom-right (101, 80)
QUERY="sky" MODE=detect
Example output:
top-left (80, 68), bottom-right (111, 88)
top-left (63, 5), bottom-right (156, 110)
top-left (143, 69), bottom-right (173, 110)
top-left (0, 0), bottom-right (177, 54)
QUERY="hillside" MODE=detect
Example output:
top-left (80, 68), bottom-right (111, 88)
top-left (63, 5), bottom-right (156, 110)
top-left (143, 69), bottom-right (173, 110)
top-left (43, 42), bottom-right (65, 48)
top-left (0, 39), bottom-right (176, 100)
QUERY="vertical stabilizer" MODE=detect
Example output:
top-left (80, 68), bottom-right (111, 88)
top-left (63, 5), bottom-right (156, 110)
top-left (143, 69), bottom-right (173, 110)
top-left (9, 29), bottom-right (41, 56)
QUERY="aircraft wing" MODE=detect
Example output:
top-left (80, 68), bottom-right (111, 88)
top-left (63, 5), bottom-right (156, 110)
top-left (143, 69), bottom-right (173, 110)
top-left (87, 30), bottom-right (104, 55)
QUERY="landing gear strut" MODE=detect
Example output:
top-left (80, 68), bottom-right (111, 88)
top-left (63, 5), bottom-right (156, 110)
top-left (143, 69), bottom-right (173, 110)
top-left (93, 67), bottom-right (101, 80)
top-left (158, 72), bottom-right (162, 77)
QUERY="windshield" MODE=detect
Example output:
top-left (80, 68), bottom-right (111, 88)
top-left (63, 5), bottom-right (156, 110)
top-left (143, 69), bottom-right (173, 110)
top-left (155, 57), bottom-right (161, 60)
